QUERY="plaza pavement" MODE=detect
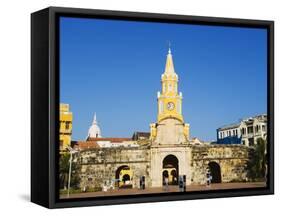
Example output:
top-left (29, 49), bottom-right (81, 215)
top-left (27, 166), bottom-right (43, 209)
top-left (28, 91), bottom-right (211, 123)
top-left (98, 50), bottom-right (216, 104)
top-left (60, 182), bottom-right (266, 199)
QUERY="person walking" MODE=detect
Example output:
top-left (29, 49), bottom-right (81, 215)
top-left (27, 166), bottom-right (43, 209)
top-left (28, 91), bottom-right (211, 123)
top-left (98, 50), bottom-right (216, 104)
top-left (164, 176), bottom-right (169, 191)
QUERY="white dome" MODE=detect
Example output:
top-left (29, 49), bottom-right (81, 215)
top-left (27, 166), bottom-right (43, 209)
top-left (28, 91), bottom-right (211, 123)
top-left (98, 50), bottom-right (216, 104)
top-left (88, 113), bottom-right (102, 138)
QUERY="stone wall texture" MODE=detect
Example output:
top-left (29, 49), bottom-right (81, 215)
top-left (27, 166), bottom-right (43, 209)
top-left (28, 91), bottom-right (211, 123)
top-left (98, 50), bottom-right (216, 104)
top-left (191, 145), bottom-right (249, 184)
top-left (73, 143), bottom-right (250, 190)
top-left (75, 146), bottom-right (150, 190)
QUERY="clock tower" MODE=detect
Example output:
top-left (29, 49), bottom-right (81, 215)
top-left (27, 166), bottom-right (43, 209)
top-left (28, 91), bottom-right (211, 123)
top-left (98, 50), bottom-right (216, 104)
top-left (150, 47), bottom-right (190, 144)
top-left (149, 47), bottom-right (191, 187)
top-left (157, 47), bottom-right (183, 123)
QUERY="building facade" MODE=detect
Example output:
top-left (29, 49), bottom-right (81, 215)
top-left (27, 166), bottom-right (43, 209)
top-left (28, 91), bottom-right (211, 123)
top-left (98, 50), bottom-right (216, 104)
top-left (217, 114), bottom-right (267, 146)
top-left (59, 103), bottom-right (73, 151)
top-left (69, 48), bottom-right (252, 191)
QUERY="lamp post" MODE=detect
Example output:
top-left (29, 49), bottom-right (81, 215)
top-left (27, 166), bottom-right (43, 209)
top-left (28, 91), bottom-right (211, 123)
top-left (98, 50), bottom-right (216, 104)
top-left (67, 146), bottom-right (78, 198)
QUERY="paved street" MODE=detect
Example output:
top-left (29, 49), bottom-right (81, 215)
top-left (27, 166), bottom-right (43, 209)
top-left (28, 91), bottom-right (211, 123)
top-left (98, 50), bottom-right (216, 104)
top-left (60, 182), bottom-right (266, 199)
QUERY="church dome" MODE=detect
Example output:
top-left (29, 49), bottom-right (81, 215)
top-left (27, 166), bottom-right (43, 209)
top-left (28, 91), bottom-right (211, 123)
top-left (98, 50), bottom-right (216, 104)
top-left (88, 113), bottom-right (102, 138)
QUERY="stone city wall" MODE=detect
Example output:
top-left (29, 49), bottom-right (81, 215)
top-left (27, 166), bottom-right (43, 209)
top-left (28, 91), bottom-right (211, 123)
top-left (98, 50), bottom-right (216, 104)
top-left (190, 144), bottom-right (250, 184)
top-left (73, 144), bottom-right (250, 190)
top-left (74, 146), bottom-right (150, 191)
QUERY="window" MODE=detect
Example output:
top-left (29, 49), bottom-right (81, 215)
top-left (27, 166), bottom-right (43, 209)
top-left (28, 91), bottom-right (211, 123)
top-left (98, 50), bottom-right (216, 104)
top-left (248, 138), bottom-right (254, 146)
top-left (255, 125), bottom-right (259, 133)
top-left (65, 122), bottom-right (70, 130)
top-left (168, 83), bottom-right (172, 92)
top-left (262, 125), bottom-right (266, 131)
top-left (247, 126), bottom-right (253, 134)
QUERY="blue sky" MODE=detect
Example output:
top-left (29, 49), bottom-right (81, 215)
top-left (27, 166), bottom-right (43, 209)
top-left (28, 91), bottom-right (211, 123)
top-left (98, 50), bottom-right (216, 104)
top-left (60, 17), bottom-right (267, 141)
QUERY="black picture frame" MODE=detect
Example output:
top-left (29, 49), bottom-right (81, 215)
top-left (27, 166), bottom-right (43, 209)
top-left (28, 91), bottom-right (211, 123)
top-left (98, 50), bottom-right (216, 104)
top-left (31, 6), bottom-right (274, 208)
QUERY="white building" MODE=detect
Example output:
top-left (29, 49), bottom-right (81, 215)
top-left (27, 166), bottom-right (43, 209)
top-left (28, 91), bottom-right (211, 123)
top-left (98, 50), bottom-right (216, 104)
top-left (217, 114), bottom-right (267, 146)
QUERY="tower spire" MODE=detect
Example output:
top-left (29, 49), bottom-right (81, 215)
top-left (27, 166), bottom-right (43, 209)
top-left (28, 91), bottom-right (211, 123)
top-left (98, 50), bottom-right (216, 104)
top-left (164, 44), bottom-right (176, 75)
top-left (168, 41), bottom-right (171, 54)
top-left (93, 112), bottom-right (97, 125)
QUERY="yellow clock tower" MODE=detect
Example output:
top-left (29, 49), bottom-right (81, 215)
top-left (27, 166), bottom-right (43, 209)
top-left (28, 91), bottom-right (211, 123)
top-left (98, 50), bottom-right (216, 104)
top-left (157, 47), bottom-right (183, 123)
top-left (150, 47), bottom-right (190, 144)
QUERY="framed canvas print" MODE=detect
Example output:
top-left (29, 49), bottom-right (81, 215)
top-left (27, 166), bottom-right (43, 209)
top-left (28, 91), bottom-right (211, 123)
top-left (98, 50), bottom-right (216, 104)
top-left (31, 6), bottom-right (274, 208)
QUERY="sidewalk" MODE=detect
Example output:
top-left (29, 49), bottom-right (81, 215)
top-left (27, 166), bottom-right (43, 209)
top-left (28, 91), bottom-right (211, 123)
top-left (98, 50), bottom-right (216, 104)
top-left (60, 182), bottom-right (266, 199)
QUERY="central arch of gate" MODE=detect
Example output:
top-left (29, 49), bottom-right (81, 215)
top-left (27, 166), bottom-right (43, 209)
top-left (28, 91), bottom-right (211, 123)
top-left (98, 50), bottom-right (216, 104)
top-left (162, 154), bottom-right (179, 185)
top-left (150, 146), bottom-right (191, 187)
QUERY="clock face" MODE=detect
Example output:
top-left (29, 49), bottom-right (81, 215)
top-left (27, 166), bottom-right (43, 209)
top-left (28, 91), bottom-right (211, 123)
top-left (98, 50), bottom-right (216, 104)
top-left (167, 102), bottom-right (175, 111)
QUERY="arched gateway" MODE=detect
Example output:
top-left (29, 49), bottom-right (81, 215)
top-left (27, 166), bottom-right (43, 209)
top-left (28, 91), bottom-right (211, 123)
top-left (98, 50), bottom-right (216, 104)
top-left (115, 165), bottom-right (132, 188)
top-left (208, 162), bottom-right (222, 183)
top-left (162, 155), bottom-right (179, 185)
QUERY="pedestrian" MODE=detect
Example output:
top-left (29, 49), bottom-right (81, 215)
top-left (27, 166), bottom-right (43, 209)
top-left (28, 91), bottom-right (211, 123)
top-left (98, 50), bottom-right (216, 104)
top-left (165, 177), bottom-right (169, 191)
top-left (179, 175), bottom-right (184, 192)
top-left (103, 181), bottom-right (108, 192)
top-left (206, 170), bottom-right (212, 187)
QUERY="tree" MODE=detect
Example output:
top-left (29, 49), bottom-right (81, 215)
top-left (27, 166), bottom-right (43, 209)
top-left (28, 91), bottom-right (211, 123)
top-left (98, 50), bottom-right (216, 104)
top-left (59, 153), bottom-right (68, 189)
top-left (59, 153), bottom-right (80, 190)
top-left (247, 138), bottom-right (267, 181)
